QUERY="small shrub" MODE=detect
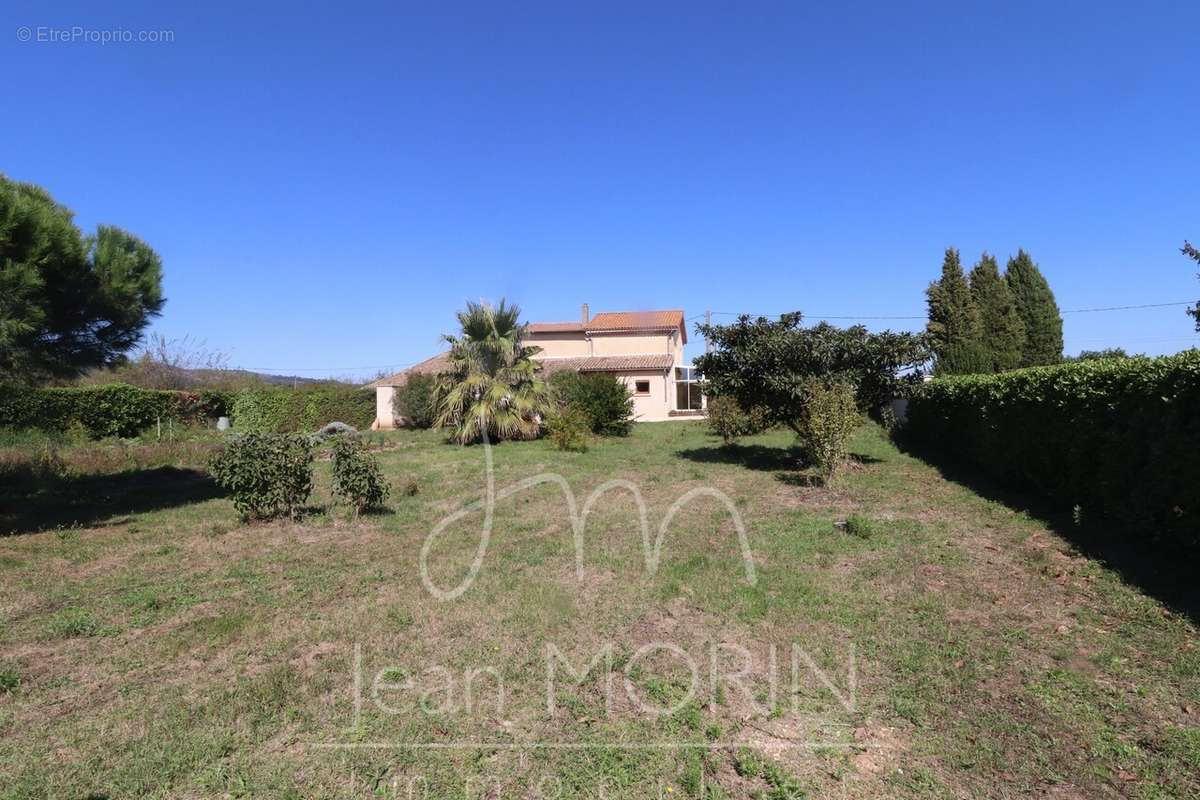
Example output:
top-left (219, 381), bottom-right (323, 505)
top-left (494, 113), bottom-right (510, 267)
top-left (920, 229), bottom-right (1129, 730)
top-left (546, 407), bottom-right (591, 452)
top-left (0, 663), bottom-right (19, 694)
top-left (796, 380), bottom-right (862, 481)
top-left (330, 437), bottom-right (390, 515)
top-left (392, 373), bottom-right (438, 429)
top-left (549, 372), bottom-right (633, 436)
top-left (706, 395), bottom-right (770, 444)
top-left (208, 433), bottom-right (314, 520)
top-left (396, 476), bottom-right (420, 497)
top-left (841, 514), bottom-right (877, 539)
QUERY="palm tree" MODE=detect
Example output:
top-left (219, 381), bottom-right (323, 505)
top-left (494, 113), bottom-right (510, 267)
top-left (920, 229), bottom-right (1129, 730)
top-left (434, 299), bottom-right (552, 444)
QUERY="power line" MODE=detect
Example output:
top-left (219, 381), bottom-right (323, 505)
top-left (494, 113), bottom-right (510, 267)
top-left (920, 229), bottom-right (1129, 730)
top-left (705, 300), bottom-right (1195, 321)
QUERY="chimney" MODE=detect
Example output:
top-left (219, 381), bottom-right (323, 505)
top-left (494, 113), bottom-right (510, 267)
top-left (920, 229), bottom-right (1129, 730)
top-left (581, 303), bottom-right (589, 324)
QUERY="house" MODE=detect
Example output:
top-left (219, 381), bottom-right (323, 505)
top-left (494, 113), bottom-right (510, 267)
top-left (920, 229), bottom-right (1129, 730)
top-left (369, 305), bottom-right (704, 428)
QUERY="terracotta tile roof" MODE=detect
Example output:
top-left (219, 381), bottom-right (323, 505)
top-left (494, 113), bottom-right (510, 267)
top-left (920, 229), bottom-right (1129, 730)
top-left (535, 354), bottom-right (675, 373)
top-left (367, 352), bottom-right (451, 388)
top-left (587, 309), bottom-right (687, 343)
top-left (528, 309), bottom-right (687, 343)
top-left (527, 321), bottom-right (585, 334)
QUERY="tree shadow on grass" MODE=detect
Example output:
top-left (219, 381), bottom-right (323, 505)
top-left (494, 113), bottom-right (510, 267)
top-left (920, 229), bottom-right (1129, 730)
top-left (899, 443), bottom-right (1200, 624)
top-left (0, 467), bottom-right (223, 536)
top-left (676, 443), bottom-right (806, 472)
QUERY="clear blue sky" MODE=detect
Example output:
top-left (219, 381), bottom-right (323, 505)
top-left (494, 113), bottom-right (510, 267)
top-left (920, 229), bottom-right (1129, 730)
top-left (4, 1), bottom-right (1198, 379)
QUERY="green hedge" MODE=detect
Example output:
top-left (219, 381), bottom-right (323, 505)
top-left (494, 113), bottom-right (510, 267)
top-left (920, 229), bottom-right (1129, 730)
top-left (901, 351), bottom-right (1200, 548)
top-left (0, 384), bottom-right (232, 438)
top-left (230, 386), bottom-right (375, 433)
top-left (0, 383), bottom-right (374, 438)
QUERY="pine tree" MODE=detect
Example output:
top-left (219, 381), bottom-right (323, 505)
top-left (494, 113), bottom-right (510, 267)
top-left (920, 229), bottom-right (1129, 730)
top-left (969, 252), bottom-right (1025, 371)
top-left (925, 247), bottom-right (982, 359)
top-left (1005, 250), bottom-right (1063, 366)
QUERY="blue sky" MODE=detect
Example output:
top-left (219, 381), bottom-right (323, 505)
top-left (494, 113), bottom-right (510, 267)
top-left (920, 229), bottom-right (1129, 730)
top-left (4, 1), bottom-right (1198, 379)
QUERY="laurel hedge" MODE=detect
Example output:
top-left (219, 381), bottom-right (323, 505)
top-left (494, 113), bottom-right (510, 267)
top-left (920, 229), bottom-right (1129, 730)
top-left (229, 386), bottom-right (374, 433)
top-left (0, 384), bottom-right (232, 438)
top-left (0, 382), bottom-right (374, 438)
top-left (901, 351), bottom-right (1200, 548)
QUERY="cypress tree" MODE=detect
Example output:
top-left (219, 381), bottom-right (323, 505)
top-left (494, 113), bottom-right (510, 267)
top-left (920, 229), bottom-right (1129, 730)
top-left (925, 247), bottom-right (982, 359)
top-left (1183, 241), bottom-right (1199, 332)
top-left (1005, 250), bottom-right (1063, 366)
top-left (969, 252), bottom-right (1025, 371)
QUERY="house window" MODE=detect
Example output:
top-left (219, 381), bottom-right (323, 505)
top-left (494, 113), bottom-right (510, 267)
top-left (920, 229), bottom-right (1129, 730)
top-left (634, 380), bottom-right (651, 395)
top-left (674, 367), bottom-right (703, 410)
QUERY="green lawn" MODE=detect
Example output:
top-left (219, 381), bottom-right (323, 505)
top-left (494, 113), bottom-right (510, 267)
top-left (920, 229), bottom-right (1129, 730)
top-left (0, 422), bottom-right (1196, 798)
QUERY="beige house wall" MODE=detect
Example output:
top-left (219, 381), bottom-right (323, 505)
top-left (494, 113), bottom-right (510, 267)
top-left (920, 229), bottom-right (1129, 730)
top-left (373, 386), bottom-right (397, 430)
top-left (590, 331), bottom-right (675, 356)
top-left (526, 331), bottom-right (591, 357)
top-left (612, 370), bottom-right (671, 421)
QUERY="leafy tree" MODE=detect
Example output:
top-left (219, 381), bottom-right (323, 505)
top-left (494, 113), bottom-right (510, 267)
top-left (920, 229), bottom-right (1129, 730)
top-left (1006, 249), bottom-right (1063, 366)
top-left (925, 248), bottom-right (981, 359)
top-left (1183, 240), bottom-right (1199, 331)
top-left (434, 299), bottom-right (552, 444)
top-left (0, 175), bottom-right (164, 382)
top-left (968, 252), bottom-right (1025, 371)
top-left (392, 372), bottom-right (438, 428)
top-left (1072, 348), bottom-right (1130, 361)
top-left (694, 313), bottom-right (929, 437)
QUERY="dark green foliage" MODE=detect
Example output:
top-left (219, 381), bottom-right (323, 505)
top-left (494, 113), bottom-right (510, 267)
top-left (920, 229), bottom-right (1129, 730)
top-left (392, 372), bottom-right (438, 429)
top-left (0, 383), bottom-right (232, 438)
top-left (1072, 348), bottom-right (1130, 361)
top-left (1006, 250), bottom-right (1063, 366)
top-left (705, 395), bottom-right (770, 444)
top-left (549, 371), bottom-right (634, 436)
top-left (1183, 241), bottom-right (1199, 331)
top-left (545, 407), bottom-right (591, 452)
top-left (330, 437), bottom-right (390, 514)
top-left (694, 313), bottom-right (929, 431)
top-left (208, 433), bottom-right (313, 520)
top-left (0, 175), bottom-right (165, 381)
top-left (901, 352), bottom-right (1200, 549)
top-left (969, 252), bottom-right (1025, 371)
top-left (935, 340), bottom-right (994, 376)
top-left (925, 248), bottom-right (982, 360)
top-left (795, 379), bottom-right (861, 480)
top-left (0, 662), bottom-right (19, 694)
top-left (230, 385), bottom-right (374, 433)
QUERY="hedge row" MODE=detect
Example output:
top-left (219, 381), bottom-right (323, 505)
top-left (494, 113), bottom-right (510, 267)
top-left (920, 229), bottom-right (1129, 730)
top-left (0, 383), bottom-right (375, 438)
top-left (230, 386), bottom-right (375, 433)
top-left (0, 384), bottom-right (232, 438)
top-left (901, 351), bottom-right (1200, 548)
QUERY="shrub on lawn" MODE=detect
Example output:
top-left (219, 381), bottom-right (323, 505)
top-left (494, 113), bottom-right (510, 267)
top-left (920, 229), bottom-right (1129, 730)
top-left (546, 407), bottom-right (591, 452)
top-left (392, 373), bottom-right (438, 429)
top-left (0, 662), bottom-right (19, 694)
top-left (795, 380), bottom-right (862, 481)
top-left (900, 351), bottom-right (1200, 548)
top-left (549, 371), bottom-right (633, 436)
top-left (330, 437), bottom-right (390, 515)
top-left (230, 385), bottom-right (374, 433)
top-left (705, 396), bottom-right (770, 444)
top-left (208, 433), bottom-right (314, 520)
